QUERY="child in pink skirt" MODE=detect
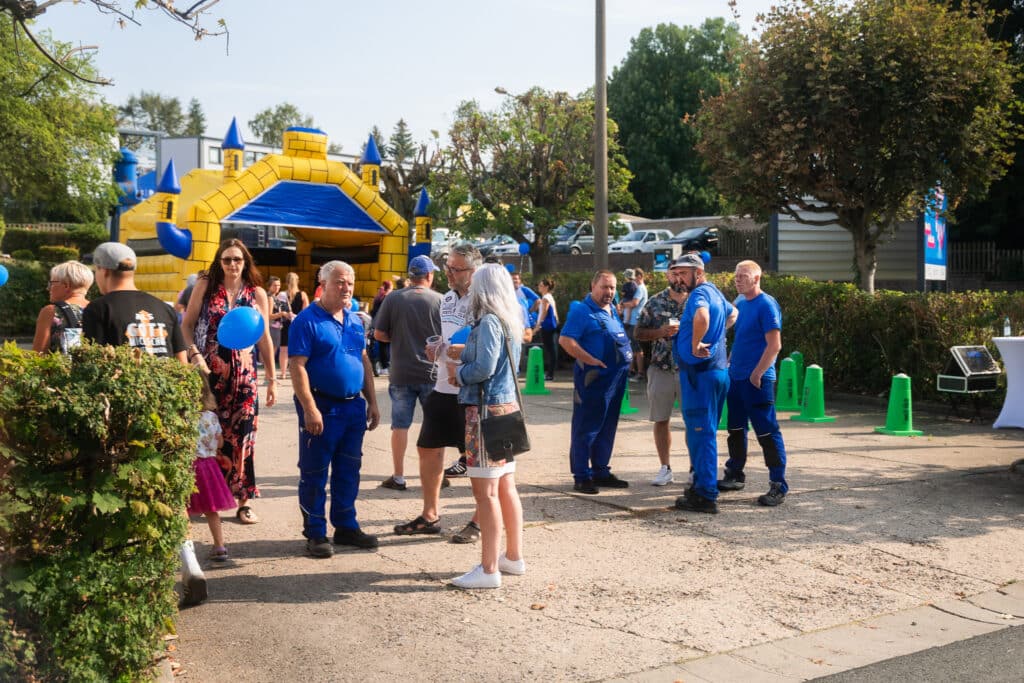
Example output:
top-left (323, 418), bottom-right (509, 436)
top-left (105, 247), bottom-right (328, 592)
top-left (189, 363), bottom-right (237, 562)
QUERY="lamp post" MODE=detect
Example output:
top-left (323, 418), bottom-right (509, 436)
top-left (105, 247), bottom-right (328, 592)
top-left (593, 0), bottom-right (608, 270)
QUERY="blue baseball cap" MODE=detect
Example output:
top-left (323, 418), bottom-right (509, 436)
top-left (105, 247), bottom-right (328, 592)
top-left (408, 255), bottom-right (439, 276)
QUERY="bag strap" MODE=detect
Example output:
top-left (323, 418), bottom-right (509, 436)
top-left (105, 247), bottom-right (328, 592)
top-left (479, 321), bottom-right (526, 422)
top-left (54, 301), bottom-right (83, 328)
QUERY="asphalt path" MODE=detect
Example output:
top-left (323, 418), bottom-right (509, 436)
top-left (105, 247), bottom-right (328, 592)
top-left (813, 624), bottom-right (1024, 682)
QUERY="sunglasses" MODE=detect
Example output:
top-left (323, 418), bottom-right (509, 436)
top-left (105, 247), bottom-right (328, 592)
top-left (220, 256), bottom-right (245, 264)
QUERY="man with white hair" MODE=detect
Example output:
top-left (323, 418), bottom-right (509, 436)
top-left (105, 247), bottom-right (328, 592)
top-left (289, 260), bottom-right (381, 558)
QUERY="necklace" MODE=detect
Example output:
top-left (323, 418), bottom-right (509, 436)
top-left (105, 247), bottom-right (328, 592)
top-left (224, 283), bottom-right (242, 310)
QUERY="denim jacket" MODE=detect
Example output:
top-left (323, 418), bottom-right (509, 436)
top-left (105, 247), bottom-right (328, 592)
top-left (457, 313), bottom-right (522, 406)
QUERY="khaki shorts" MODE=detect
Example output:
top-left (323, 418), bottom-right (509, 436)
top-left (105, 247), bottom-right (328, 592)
top-left (647, 365), bottom-right (680, 422)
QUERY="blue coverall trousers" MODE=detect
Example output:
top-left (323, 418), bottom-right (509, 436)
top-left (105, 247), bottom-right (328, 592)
top-left (725, 378), bottom-right (788, 492)
top-left (570, 363), bottom-right (629, 482)
top-left (680, 366), bottom-right (730, 501)
top-left (295, 395), bottom-right (367, 539)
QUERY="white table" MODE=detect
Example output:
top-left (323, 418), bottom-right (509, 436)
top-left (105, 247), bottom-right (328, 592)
top-left (994, 337), bottom-right (1024, 428)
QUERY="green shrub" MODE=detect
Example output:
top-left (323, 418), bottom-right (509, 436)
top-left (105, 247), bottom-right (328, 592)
top-left (37, 245), bottom-right (80, 263)
top-left (1, 228), bottom-right (62, 257)
top-left (0, 217), bottom-right (5, 252)
top-left (10, 249), bottom-right (34, 261)
top-left (0, 343), bottom-right (200, 681)
top-left (65, 223), bottom-right (109, 256)
top-left (0, 260), bottom-right (48, 336)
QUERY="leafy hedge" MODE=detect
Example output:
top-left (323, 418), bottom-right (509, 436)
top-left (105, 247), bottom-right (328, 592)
top-left (0, 224), bottom-right (107, 260)
top-left (37, 246), bottom-right (79, 263)
top-left (514, 270), bottom-right (1019, 404)
top-left (0, 259), bottom-right (49, 338)
top-left (0, 343), bottom-right (200, 681)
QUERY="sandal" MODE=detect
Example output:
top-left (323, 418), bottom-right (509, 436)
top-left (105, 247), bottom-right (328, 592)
top-left (450, 521), bottom-right (480, 544)
top-left (393, 515), bottom-right (441, 536)
top-left (209, 546), bottom-right (229, 562)
top-left (236, 506), bottom-right (259, 524)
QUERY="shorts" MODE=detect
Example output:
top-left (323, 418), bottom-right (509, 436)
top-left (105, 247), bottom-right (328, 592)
top-left (416, 391), bottom-right (466, 450)
top-left (647, 365), bottom-right (680, 422)
top-left (464, 403), bottom-right (519, 474)
top-left (388, 382), bottom-right (434, 429)
top-left (624, 323), bottom-right (642, 352)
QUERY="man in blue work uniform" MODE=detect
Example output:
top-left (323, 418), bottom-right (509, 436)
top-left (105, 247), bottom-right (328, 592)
top-left (720, 260), bottom-right (789, 507)
top-left (289, 260), bottom-right (381, 558)
top-left (673, 253), bottom-right (737, 514)
top-left (559, 270), bottom-right (633, 494)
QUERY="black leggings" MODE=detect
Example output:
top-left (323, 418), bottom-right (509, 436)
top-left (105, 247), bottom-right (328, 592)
top-left (541, 327), bottom-right (559, 378)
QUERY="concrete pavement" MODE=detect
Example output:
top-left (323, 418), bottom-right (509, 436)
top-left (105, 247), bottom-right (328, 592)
top-left (170, 375), bottom-right (1024, 681)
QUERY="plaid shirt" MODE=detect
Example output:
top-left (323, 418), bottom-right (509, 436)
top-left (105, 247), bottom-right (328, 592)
top-left (636, 288), bottom-right (688, 372)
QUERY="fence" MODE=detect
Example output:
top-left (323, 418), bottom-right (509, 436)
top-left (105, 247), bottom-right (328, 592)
top-left (950, 242), bottom-right (1024, 280)
top-left (719, 226), bottom-right (768, 259)
top-left (4, 223), bottom-right (72, 233)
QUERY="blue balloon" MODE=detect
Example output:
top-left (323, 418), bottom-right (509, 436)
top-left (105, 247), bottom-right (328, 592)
top-left (518, 242), bottom-right (530, 255)
top-left (217, 306), bottom-right (264, 350)
top-left (157, 222), bottom-right (193, 259)
top-left (700, 250), bottom-right (711, 264)
top-left (0, 264), bottom-right (8, 287)
top-left (351, 297), bottom-right (360, 312)
top-left (449, 325), bottom-right (471, 345)
top-left (505, 263), bottom-right (516, 273)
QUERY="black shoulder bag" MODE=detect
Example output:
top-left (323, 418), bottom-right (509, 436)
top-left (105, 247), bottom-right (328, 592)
top-left (478, 329), bottom-right (531, 461)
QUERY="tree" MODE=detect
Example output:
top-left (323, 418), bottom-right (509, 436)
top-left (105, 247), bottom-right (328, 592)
top-left (609, 19), bottom-right (744, 218)
top-left (118, 91), bottom-right (185, 135)
top-left (0, 1), bottom-right (227, 85)
top-left (184, 97), bottom-right (206, 136)
top-left (387, 119), bottom-right (417, 164)
top-left (695, 0), bottom-right (1019, 292)
top-left (248, 102), bottom-right (315, 147)
top-left (0, 16), bottom-right (117, 222)
top-left (437, 87), bottom-right (637, 272)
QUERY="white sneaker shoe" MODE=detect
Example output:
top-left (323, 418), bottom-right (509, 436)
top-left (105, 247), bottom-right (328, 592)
top-left (651, 465), bottom-right (674, 486)
top-left (451, 564), bottom-right (501, 589)
top-left (498, 553), bottom-right (527, 575)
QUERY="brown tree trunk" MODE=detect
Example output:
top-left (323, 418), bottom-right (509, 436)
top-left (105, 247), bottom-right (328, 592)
top-left (850, 225), bottom-right (878, 294)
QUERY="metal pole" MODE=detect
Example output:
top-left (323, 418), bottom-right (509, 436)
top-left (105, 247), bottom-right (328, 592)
top-left (593, 0), bottom-right (608, 270)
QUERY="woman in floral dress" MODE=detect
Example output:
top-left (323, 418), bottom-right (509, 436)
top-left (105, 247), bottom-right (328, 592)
top-left (183, 239), bottom-right (277, 523)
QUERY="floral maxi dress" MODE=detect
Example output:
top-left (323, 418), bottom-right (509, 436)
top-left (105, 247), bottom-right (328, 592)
top-left (194, 283), bottom-right (261, 502)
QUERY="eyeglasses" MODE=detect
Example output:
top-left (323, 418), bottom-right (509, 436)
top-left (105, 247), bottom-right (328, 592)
top-left (445, 264), bottom-right (472, 273)
top-left (220, 256), bottom-right (244, 264)
top-left (48, 280), bottom-right (65, 287)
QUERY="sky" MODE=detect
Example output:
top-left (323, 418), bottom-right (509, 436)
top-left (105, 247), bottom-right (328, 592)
top-left (33, 0), bottom-right (775, 155)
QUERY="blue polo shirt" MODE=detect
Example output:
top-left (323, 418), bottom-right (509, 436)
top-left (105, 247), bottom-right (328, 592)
top-left (729, 293), bottom-right (782, 381)
top-left (288, 302), bottom-right (365, 398)
top-left (675, 282), bottom-right (732, 370)
top-left (517, 285), bottom-right (540, 326)
top-left (560, 294), bottom-right (626, 366)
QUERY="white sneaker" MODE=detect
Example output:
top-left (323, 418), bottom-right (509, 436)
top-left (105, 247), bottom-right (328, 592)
top-left (498, 553), bottom-right (527, 575)
top-left (651, 465), bottom-right (674, 486)
top-left (451, 564), bottom-right (501, 589)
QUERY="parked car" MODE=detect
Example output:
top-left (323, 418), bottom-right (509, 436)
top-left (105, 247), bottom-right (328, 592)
top-left (550, 221), bottom-right (594, 255)
top-left (430, 227), bottom-right (461, 264)
top-left (476, 234), bottom-right (518, 257)
top-left (652, 226), bottom-right (719, 254)
top-left (607, 229), bottom-right (675, 254)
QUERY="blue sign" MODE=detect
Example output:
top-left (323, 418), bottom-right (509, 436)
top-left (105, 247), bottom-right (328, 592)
top-left (923, 186), bottom-right (947, 281)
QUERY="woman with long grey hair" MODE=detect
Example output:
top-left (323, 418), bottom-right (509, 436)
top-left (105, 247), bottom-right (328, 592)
top-left (445, 264), bottom-right (526, 589)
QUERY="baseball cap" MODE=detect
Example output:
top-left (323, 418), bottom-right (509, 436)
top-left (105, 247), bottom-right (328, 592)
top-left (623, 268), bottom-right (635, 279)
top-left (93, 242), bottom-right (137, 271)
top-left (408, 255), bottom-right (439, 276)
top-left (671, 253), bottom-right (705, 269)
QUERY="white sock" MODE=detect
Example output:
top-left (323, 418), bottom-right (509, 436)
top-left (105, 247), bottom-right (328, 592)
top-left (180, 539), bottom-right (204, 578)
top-left (393, 475), bottom-right (406, 485)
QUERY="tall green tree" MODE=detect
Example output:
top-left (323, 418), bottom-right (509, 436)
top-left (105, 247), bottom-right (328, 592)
top-left (118, 91), bottom-right (185, 134)
top-left (609, 19), bottom-right (744, 218)
top-left (387, 118), bottom-right (417, 164)
top-left (248, 102), bottom-right (315, 147)
top-left (437, 87), bottom-right (637, 272)
top-left (184, 97), bottom-right (206, 136)
top-left (695, 0), bottom-right (1019, 293)
top-left (0, 16), bottom-right (117, 222)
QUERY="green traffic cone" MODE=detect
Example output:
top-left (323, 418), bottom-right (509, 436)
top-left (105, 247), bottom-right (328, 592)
top-left (620, 382), bottom-right (639, 415)
top-left (874, 373), bottom-right (923, 436)
top-left (521, 346), bottom-right (550, 395)
top-left (718, 397), bottom-right (728, 430)
top-left (790, 351), bottom-right (805, 400)
top-left (776, 358), bottom-right (801, 412)
top-left (790, 364), bottom-right (836, 423)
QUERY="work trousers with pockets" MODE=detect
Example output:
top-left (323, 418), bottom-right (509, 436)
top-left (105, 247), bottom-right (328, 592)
top-left (296, 395), bottom-right (367, 540)
top-left (570, 363), bottom-right (628, 482)
top-left (680, 366), bottom-right (729, 501)
top-left (725, 378), bottom-right (788, 492)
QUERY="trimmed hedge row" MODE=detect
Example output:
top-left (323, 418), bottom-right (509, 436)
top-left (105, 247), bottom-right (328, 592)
top-left (0, 260), bottom-right (49, 337)
top-left (1, 224), bottom-right (107, 259)
top-left (0, 343), bottom-right (200, 681)
top-left (515, 270), bottom-right (1018, 404)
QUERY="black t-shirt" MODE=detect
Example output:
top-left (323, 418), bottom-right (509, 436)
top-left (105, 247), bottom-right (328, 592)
top-left (83, 290), bottom-right (188, 358)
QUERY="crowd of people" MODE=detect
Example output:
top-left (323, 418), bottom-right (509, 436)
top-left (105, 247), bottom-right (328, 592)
top-left (35, 238), bottom-right (788, 597)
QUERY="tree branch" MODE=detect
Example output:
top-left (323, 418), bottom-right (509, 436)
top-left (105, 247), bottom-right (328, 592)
top-left (16, 19), bottom-right (111, 86)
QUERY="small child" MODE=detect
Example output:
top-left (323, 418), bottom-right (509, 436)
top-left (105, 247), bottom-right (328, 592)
top-left (187, 360), bottom-right (236, 563)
